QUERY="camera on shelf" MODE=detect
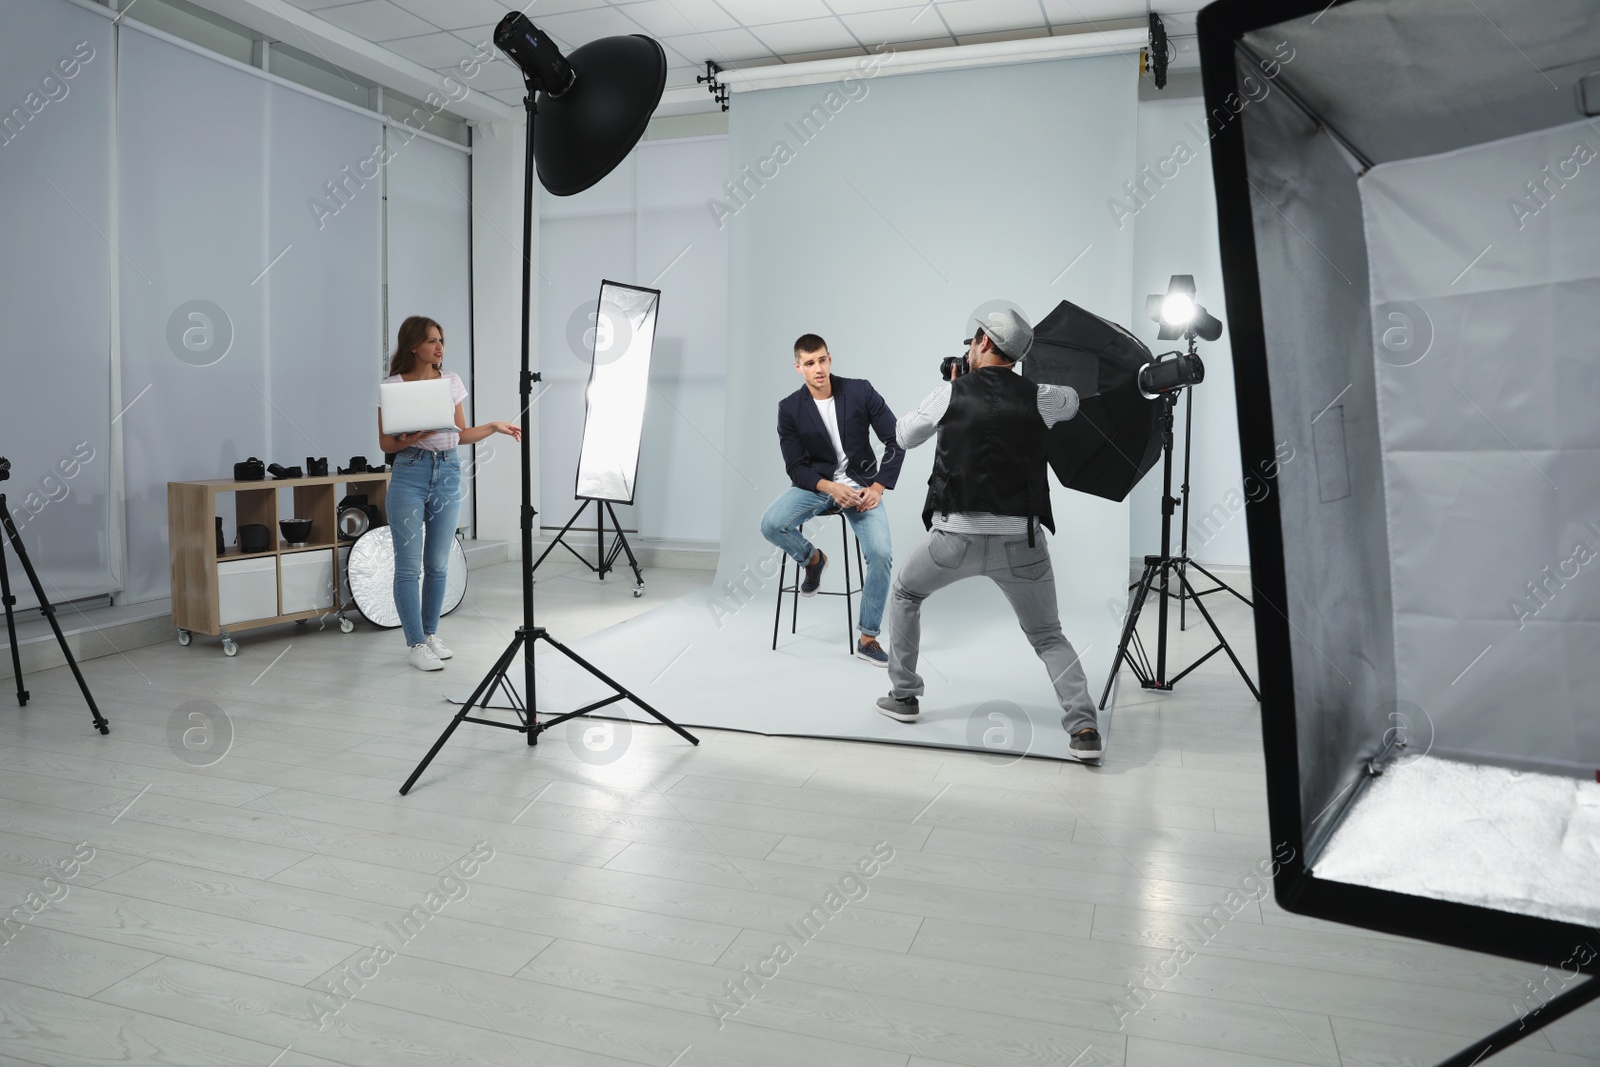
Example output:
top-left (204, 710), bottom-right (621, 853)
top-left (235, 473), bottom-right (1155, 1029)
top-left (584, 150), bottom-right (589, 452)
top-left (233, 457), bottom-right (266, 481)
top-left (306, 456), bottom-right (329, 477)
top-left (0, 456), bottom-right (10, 483)
top-left (267, 462), bottom-right (304, 480)
top-left (338, 456), bottom-right (383, 475)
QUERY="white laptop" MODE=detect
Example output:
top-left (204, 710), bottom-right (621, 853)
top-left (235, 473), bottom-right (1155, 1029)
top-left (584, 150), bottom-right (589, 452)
top-left (380, 378), bottom-right (457, 435)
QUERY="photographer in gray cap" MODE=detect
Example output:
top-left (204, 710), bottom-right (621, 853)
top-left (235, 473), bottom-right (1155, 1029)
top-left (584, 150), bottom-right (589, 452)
top-left (877, 308), bottom-right (1102, 763)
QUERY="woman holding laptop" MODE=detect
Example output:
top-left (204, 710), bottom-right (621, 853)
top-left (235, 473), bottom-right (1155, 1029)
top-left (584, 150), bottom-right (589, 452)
top-left (378, 316), bottom-right (521, 671)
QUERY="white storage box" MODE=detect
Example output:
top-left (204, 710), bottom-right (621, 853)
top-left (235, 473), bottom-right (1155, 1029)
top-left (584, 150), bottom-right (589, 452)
top-left (281, 551), bottom-right (335, 615)
top-left (218, 557), bottom-right (278, 624)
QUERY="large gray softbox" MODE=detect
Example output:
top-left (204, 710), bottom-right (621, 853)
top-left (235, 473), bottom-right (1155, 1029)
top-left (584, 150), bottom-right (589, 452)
top-left (1198, 0), bottom-right (1599, 1050)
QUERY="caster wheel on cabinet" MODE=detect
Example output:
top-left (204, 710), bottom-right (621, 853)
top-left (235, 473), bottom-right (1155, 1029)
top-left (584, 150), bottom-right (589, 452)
top-left (222, 640), bottom-right (238, 657)
top-left (340, 618), bottom-right (355, 634)
top-left (177, 630), bottom-right (191, 646)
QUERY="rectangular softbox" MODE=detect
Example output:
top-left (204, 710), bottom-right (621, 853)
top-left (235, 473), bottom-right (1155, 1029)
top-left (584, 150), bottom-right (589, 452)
top-left (1198, 0), bottom-right (1600, 1009)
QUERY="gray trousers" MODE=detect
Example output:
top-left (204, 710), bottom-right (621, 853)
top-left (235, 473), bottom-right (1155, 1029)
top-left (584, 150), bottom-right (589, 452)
top-left (887, 528), bottom-right (1098, 734)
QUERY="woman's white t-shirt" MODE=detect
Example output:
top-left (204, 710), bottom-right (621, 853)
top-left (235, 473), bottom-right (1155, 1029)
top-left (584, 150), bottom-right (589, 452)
top-left (380, 369), bottom-right (468, 451)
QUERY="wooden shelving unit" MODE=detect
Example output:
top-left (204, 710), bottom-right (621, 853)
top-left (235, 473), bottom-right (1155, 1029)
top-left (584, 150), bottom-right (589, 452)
top-left (167, 472), bottom-right (390, 655)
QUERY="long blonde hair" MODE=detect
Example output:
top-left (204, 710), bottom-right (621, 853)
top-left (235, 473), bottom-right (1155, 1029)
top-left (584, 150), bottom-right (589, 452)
top-left (387, 316), bottom-right (444, 377)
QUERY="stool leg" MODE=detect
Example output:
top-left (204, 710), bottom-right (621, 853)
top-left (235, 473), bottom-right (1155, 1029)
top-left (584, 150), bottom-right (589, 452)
top-left (841, 516), bottom-right (855, 654)
top-left (791, 535), bottom-right (801, 636)
top-left (771, 553), bottom-right (785, 651)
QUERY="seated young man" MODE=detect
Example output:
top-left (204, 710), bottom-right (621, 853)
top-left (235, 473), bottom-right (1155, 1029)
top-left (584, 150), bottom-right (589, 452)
top-left (759, 334), bottom-right (903, 665)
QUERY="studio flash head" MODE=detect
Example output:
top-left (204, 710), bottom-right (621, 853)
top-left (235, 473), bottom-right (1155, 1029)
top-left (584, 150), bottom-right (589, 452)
top-left (1137, 350), bottom-right (1205, 398)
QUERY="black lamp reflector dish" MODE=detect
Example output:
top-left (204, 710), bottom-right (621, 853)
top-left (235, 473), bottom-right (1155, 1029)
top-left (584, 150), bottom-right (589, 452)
top-left (535, 35), bottom-right (667, 197)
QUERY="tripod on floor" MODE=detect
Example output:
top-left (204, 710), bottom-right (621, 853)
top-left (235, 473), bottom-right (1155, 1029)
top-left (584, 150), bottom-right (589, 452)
top-left (1098, 386), bottom-right (1259, 709)
top-left (529, 498), bottom-right (644, 596)
top-left (399, 84), bottom-right (695, 796)
top-left (0, 490), bottom-right (109, 734)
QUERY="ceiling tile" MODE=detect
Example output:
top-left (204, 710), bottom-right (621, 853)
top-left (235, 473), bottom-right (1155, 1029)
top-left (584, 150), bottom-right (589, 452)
top-left (533, 6), bottom-right (655, 45)
top-left (383, 31), bottom-right (484, 67)
top-left (390, 0), bottom-right (515, 31)
top-left (314, 0), bottom-right (438, 42)
top-left (616, 0), bottom-right (738, 36)
top-left (661, 27), bottom-right (774, 65)
top-left (455, 57), bottom-right (527, 91)
top-left (1040, 0), bottom-right (1149, 26)
top-left (718, 0), bottom-right (835, 24)
top-left (841, 6), bottom-right (951, 45)
top-left (821, 0), bottom-right (926, 13)
top-left (748, 16), bottom-right (855, 55)
top-left (283, 0), bottom-right (350, 11)
top-left (935, 0), bottom-right (1043, 36)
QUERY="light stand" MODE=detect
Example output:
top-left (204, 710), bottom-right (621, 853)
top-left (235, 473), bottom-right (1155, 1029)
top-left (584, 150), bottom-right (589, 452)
top-left (0, 490), bottom-right (109, 735)
top-left (1171, 350), bottom-right (1253, 631)
top-left (400, 22), bottom-right (693, 796)
top-left (531, 499), bottom-right (644, 595)
top-left (1098, 343), bottom-right (1259, 708)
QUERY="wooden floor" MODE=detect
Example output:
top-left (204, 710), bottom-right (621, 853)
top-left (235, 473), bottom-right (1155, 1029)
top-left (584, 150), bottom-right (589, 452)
top-left (0, 558), bottom-right (1594, 1066)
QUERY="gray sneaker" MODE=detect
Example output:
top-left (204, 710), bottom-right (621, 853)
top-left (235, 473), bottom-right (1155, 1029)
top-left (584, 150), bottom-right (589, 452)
top-left (1069, 727), bottom-right (1103, 763)
top-left (876, 694), bottom-right (919, 722)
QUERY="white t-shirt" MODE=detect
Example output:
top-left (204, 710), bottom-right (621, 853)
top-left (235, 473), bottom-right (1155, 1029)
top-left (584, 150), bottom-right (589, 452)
top-left (380, 369), bottom-right (468, 451)
top-left (812, 396), bottom-right (859, 489)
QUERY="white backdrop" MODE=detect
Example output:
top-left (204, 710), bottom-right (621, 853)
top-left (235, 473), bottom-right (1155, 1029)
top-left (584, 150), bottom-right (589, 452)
top-left (0, 0), bottom-right (116, 607)
top-left (720, 56), bottom-right (1137, 663)
top-left (118, 26), bottom-right (382, 603)
top-left (387, 131), bottom-right (474, 531)
top-left (538, 135), bottom-right (730, 541)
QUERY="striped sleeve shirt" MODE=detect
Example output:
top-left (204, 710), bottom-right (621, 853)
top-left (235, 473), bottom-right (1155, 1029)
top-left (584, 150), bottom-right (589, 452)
top-left (894, 379), bottom-right (1078, 535)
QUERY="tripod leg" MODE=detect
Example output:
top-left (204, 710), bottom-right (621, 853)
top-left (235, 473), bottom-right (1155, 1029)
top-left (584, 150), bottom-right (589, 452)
top-left (536, 630), bottom-right (700, 746)
top-left (606, 503), bottom-right (645, 589)
top-left (1186, 559), bottom-right (1254, 607)
top-left (1100, 561), bottom-right (1159, 709)
top-left (1174, 566), bottom-right (1260, 700)
top-left (531, 501), bottom-right (591, 573)
top-left (400, 631), bottom-right (526, 794)
top-left (0, 533), bottom-right (25, 707)
top-left (0, 506), bottom-right (107, 732)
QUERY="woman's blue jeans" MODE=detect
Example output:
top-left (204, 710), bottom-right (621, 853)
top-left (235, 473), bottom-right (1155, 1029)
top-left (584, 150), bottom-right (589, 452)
top-left (387, 447), bottom-right (462, 647)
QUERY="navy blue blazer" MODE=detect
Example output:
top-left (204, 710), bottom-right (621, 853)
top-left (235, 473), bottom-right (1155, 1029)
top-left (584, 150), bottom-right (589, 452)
top-left (777, 375), bottom-right (904, 492)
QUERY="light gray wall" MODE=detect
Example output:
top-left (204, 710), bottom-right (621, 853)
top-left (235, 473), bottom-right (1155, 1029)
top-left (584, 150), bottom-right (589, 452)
top-left (1128, 94), bottom-right (1250, 569)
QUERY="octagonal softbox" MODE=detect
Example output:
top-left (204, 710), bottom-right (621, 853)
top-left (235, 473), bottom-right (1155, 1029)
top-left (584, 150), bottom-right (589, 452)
top-left (1198, 0), bottom-right (1600, 1022)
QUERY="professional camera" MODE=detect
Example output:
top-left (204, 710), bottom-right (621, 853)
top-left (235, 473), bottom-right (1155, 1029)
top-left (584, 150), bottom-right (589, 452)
top-left (0, 456), bottom-right (9, 483)
top-left (939, 353), bottom-right (970, 380)
top-left (306, 456), bottom-right (329, 477)
top-left (267, 462), bottom-right (304, 480)
top-left (233, 457), bottom-right (266, 481)
top-left (338, 456), bottom-right (383, 475)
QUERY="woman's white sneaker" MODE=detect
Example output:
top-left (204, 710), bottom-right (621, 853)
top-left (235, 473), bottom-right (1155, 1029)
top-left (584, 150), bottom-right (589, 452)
top-left (408, 643), bottom-right (444, 672)
top-left (425, 633), bottom-right (453, 660)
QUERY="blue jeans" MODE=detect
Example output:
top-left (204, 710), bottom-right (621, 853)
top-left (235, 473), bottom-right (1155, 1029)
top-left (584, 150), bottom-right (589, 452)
top-left (759, 486), bottom-right (892, 638)
top-left (388, 447), bottom-right (462, 647)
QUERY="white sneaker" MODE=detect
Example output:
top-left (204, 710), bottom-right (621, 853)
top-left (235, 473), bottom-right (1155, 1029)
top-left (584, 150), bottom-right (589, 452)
top-left (425, 633), bottom-right (453, 660)
top-left (408, 643), bottom-right (444, 672)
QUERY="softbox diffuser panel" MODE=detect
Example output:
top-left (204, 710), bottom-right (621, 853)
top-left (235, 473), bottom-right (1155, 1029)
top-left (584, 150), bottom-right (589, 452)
top-left (1200, 0), bottom-right (1600, 972)
top-left (1023, 300), bottom-right (1162, 503)
top-left (574, 280), bottom-right (660, 504)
